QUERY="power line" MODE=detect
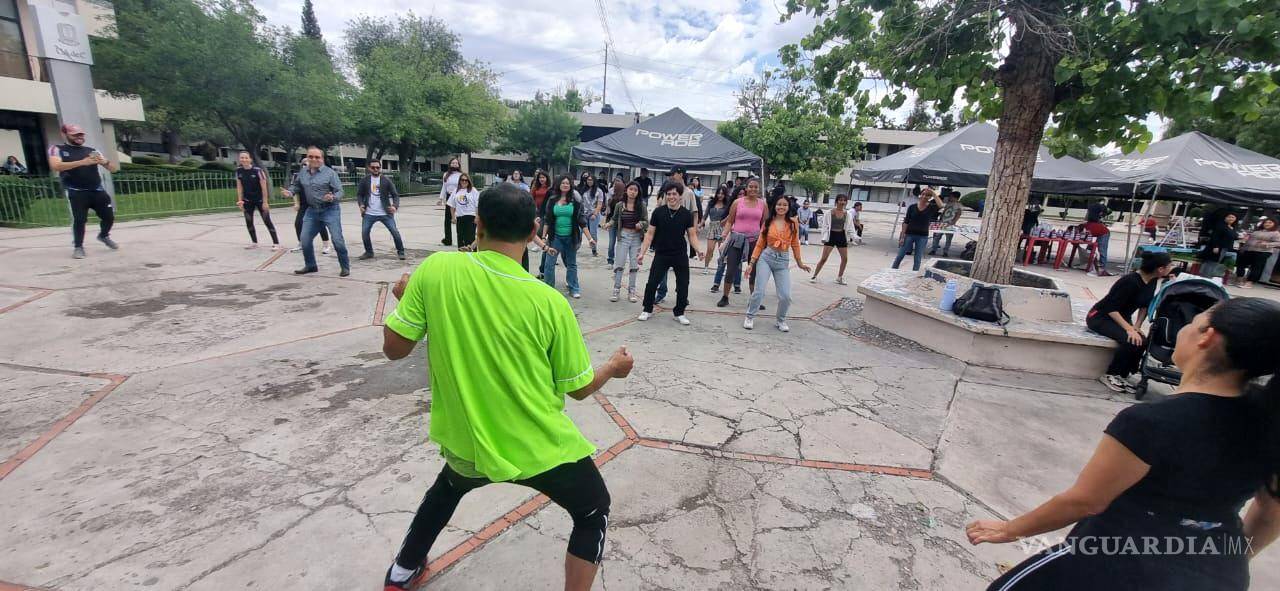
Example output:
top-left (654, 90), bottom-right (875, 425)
top-left (495, 50), bottom-right (602, 77)
top-left (593, 0), bottom-right (638, 112)
top-left (500, 62), bottom-right (606, 89)
top-left (609, 49), bottom-right (748, 77)
top-left (609, 57), bottom-right (743, 89)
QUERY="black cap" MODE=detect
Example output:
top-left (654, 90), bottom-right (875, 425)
top-left (669, 165), bottom-right (687, 176)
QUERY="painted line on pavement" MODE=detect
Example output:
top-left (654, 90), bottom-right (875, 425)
top-left (809, 297), bottom-right (845, 320)
top-left (0, 373), bottom-right (128, 481)
top-left (0, 580), bottom-right (47, 591)
top-left (593, 392), bottom-right (639, 441)
top-left (0, 289), bottom-right (53, 315)
top-left (583, 317), bottom-right (636, 336)
top-left (0, 282), bottom-right (53, 292)
top-left (372, 283), bottom-right (389, 326)
top-left (255, 248), bottom-right (288, 271)
top-left (189, 226), bottom-right (222, 240)
top-left (635, 438), bottom-right (934, 479)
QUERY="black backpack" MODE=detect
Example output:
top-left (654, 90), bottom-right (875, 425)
top-left (953, 283), bottom-right (1010, 326)
top-left (960, 240), bottom-right (977, 261)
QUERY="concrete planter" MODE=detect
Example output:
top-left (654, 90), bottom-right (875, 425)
top-left (858, 261), bottom-right (1113, 378)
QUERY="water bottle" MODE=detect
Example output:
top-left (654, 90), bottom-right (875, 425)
top-left (940, 279), bottom-right (958, 312)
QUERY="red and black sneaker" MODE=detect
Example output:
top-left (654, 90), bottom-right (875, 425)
top-left (383, 564), bottom-right (427, 590)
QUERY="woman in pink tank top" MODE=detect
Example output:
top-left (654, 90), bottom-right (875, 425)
top-left (716, 178), bottom-right (766, 307)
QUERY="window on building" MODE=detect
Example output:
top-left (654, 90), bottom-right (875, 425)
top-left (0, 0), bottom-right (30, 80)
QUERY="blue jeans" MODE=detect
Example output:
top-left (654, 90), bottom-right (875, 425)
top-left (1095, 232), bottom-right (1110, 271)
top-left (607, 225), bottom-right (618, 265)
top-left (892, 234), bottom-right (929, 271)
top-left (586, 214), bottom-right (600, 253)
top-left (361, 213), bottom-right (404, 255)
top-left (301, 205), bottom-right (349, 270)
top-left (747, 248), bottom-right (792, 322)
top-left (798, 224), bottom-right (809, 242)
top-left (713, 246), bottom-right (742, 289)
top-left (930, 231), bottom-right (953, 254)
top-left (543, 234), bottom-right (580, 293)
top-left (613, 230), bottom-right (643, 292)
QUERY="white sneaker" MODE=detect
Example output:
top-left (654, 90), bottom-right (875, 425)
top-left (1099, 375), bottom-right (1128, 393)
top-left (610, 290), bottom-right (619, 302)
top-left (290, 246), bottom-right (302, 253)
top-left (835, 277), bottom-right (847, 285)
top-left (637, 311), bottom-right (651, 321)
top-left (776, 321), bottom-right (791, 332)
top-left (809, 277), bottom-right (817, 283)
top-left (743, 317), bottom-right (754, 330)
top-left (675, 315), bottom-right (691, 326)
top-left (323, 244), bottom-right (332, 255)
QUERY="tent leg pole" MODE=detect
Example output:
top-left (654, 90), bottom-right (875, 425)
top-left (890, 186), bottom-right (906, 242)
top-left (1124, 190), bottom-right (1154, 270)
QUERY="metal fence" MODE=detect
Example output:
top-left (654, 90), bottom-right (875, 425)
top-left (0, 172), bottom-right (440, 228)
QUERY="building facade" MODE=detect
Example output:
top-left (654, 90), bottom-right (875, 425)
top-left (0, 0), bottom-right (145, 174)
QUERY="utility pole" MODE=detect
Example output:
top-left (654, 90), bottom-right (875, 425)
top-left (602, 44), bottom-right (608, 110)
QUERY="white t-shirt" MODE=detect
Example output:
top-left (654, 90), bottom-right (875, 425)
top-left (366, 176), bottom-right (386, 216)
top-left (448, 188), bottom-right (480, 217)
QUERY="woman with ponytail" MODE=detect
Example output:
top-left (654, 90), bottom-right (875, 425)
top-left (967, 297), bottom-right (1280, 590)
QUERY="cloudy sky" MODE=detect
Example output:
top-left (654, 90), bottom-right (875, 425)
top-left (255, 0), bottom-right (820, 121)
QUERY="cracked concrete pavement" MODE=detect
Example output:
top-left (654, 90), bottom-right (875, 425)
top-left (1, 201), bottom-right (1277, 589)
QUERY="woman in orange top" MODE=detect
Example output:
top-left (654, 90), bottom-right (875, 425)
top-left (744, 197), bottom-right (810, 332)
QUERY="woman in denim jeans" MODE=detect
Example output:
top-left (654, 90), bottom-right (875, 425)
top-left (892, 187), bottom-right (944, 271)
top-left (744, 197), bottom-right (811, 332)
top-left (601, 181), bottom-right (648, 302)
top-left (539, 175), bottom-right (595, 298)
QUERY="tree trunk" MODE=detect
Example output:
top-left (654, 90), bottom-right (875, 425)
top-left (969, 14), bottom-right (1060, 285)
top-left (163, 128), bottom-right (182, 164)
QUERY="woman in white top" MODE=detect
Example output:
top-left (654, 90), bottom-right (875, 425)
top-left (447, 173), bottom-right (480, 248)
top-left (578, 172), bottom-right (606, 257)
top-left (438, 157), bottom-right (462, 246)
top-left (508, 169), bottom-right (530, 192)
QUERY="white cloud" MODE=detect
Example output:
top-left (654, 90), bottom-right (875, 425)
top-left (256, 0), bottom-right (818, 120)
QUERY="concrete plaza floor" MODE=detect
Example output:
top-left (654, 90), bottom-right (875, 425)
top-left (1, 199), bottom-right (1278, 590)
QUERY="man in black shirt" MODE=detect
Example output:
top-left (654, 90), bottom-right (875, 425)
top-left (892, 187), bottom-right (944, 271)
top-left (48, 123), bottom-right (119, 259)
top-left (636, 168), bottom-right (654, 204)
top-left (636, 182), bottom-right (702, 325)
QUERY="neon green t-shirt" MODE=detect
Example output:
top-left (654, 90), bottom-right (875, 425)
top-left (386, 250), bottom-right (596, 481)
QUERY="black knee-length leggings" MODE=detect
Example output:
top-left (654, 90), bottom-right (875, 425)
top-left (394, 456), bottom-right (610, 570)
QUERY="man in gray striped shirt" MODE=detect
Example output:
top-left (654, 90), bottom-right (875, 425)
top-left (282, 146), bottom-right (350, 276)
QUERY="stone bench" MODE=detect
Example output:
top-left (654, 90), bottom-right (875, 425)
top-left (857, 268), bottom-right (1114, 379)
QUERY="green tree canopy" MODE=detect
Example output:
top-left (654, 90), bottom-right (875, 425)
top-left (301, 0), bottom-right (322, 40)
top-left (791, 169), bottom-right (833, 199)
top-left (495, 95), bottom-right (582, 172)
top-left (345, 14), bottom-right (505, 180)
top-left (718, 72), bottom-right (862, 183)
top-left (782, 0), bottom-right (1280, 283)
top-left (1167, 102), bottom-right (1280, 159)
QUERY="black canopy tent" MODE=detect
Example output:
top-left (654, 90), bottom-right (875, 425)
top-left (571, 108), bottom-right (763, 171)
top-left (1092, 131), bottom-right (1280, 208)
top-left (1093, 131), bottom-right (1280, 267)
top-left (852, 122), bottom-right (1134, 196)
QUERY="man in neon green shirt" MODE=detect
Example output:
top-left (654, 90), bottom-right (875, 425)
top-left (381, 182), bottom-right (634, 591)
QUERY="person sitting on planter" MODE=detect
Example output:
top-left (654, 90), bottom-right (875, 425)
top-left (1086, 252), bottom-right (1174, 393)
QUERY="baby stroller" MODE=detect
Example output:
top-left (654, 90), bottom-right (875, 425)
top-left (1132, 276), bottom-right (1230, 399)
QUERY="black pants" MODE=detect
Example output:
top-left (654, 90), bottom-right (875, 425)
top-left (243, 201), bottom-right (279, 244)
top-left (294, 202), bottom-right (329, 242)
top-left (68, 189), bottom-right (114, 248)
top-left (1087, 312), bottom-right (1144, 377)
top-left (442, 206), bottom-right (453, 245)
top-left (456, 215), bottom-right (476, 247)
top-left (394, 456), bottom-right (610, 570)
top-left (1235, 250), bottom-right (1270, 282)
top-left (643, 252), bottom-right (690, 315)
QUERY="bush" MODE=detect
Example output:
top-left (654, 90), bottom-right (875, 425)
top-left (130, 155), bottom-right (166, 165)
top-left (199, 161), bottom-right (236, 172)
top-left (960, 190), bottom-right (986, 212)
top-left (179, 159), bottom-right (202, 168)
top-left (0, 175), bottom-right (59, 225)
top-left (1188, 207), bottom-right (1205, 219)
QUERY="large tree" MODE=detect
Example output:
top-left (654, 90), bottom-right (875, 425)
top-left (783, 0), bottom-right (1280, 284)
top-left (94, 0), bottom-right (349, 167)
top-left (719, 71), bottom-right (862, 183)
top-left (495, 95), bottom-right (582, 173)
top-left (346, 14), bottom-right (504, 181)
top-left (301, 0), bottom-right (322, 40)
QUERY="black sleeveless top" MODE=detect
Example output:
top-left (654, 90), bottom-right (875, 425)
top-left (236, 166), bottom-right (265, 201)
top-left (50, 144), bottom-right (102, 191)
